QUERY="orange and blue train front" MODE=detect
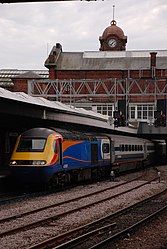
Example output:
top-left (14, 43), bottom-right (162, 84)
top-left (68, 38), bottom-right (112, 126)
top-left (9, 128), bottom-right (63, 185)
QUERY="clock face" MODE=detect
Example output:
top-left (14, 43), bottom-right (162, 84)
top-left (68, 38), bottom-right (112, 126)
top-left (108, 38), bottom-right (117, 48)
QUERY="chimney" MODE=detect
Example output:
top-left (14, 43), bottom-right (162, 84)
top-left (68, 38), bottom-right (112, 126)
top-left (48, 54), bottom-right (55, 63)
top-left (56, 43), bottom-right (62, 49)
top-left (150, 52), bottom-right (157, 68)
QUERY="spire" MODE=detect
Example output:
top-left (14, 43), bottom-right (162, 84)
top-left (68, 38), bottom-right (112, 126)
top-left (113, 4), bottom-right (115, 21)
top-left (111, 5), bottom-right (117, 26)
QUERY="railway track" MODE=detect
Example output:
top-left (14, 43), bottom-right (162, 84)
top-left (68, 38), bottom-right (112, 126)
top-left (28, 188), bottom-right (167, 249)
top-left (0, 168), bottom-right (151, 205)
top-left (0, 191), bottom-right (31, 204)
top-left (0, 168), bottom-right (149, 205)
top-left (0, 184), bottom-right (78, 204)
top-left (0, 175), bottom-right (149, 236)
top-left (0, 173), bottom-right (158, 248)
top-left (0, 189), bottom-right (54, 204)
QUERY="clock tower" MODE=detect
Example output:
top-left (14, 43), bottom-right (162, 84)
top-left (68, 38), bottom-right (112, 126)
top-left (99, 19), bottom-right (127, 51)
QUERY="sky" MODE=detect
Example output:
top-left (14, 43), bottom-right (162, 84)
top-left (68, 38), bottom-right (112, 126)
top-left (0, 0), bottom-right (167, 70)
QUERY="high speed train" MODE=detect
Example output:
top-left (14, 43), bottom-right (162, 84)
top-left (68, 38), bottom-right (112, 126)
top-left (9, 127), bottom-right (155, 187)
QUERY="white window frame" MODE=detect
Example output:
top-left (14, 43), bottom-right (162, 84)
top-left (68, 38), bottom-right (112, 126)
top-left (92, 104), bottom-right (114, 117)
top-left (129, 103), bottom-right (155, 122)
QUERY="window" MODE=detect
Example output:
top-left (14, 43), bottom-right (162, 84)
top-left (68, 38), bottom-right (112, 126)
top-left (102, 106), bottom-right (107, 115)
top-left (102, 143), bottom-right (110, 153)
top-left (148, 106), bottom-right (154, 119)
top-left (129, 104), bottom-right (155, 121)
top-left (137, 106), bottom-right (142, 119)
top-left (108, 105), bottom-right (113, 117)
top-left (137, 105), bottom-right (155, 120)
top-left (125, 144), bottom-right (128, 151)
top-left (17, 138), bottom-right (46, 152)
top-left (93, 105), bottom-right (113, 116)
top-left (143, 106), bottom-right (147, 119)
top-left (115, 146), bottom-right (120, 151)
top-left (130, 106), bottom-right (135, 119)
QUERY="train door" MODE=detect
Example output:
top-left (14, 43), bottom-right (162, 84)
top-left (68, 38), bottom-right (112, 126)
top-left (55, 138), bottom-right (62, 165)
top-left (91, 142), bottom-right (98, 165)
top-left (110, 140), bottom-right (115, 163)
top-left (143, 142), bottom-right (147, 160)
top-left (101, 138), bottom-right (111, 163)
top-left (59, 138), bottom-right (63, 165)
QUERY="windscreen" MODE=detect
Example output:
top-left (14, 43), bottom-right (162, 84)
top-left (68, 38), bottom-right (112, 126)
top-left (17, 138), bottom-right (46, 152)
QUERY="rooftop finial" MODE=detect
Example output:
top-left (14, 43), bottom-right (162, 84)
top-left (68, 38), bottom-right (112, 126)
top-left (113, 4), bottom-right (115, 20)
top-left (111, 4), bottom-right (117, 25)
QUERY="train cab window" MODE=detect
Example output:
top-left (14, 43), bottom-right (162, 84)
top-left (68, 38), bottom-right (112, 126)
top-left (17, 138), bottom-right (46, 152)
top-left (102, 143), bottom-right (110, 153)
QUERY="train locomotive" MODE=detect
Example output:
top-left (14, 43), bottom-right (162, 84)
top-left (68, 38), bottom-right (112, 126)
top-left (9, 127), bottom-right (155, 187)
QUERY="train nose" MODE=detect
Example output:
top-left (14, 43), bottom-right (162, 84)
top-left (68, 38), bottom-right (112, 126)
top-left (10, 166), bottom-right (48, 185)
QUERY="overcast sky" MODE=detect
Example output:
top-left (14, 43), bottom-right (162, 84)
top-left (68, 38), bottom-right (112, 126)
top-left (0, 0), bottom-right (167, 70)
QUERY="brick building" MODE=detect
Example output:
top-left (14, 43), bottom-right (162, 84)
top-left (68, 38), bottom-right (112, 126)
top-left (43, 19), bottom-right (167, 126)
top-left (1, 19), bottom-right (167, 126)
top-left (0, 69), bottom-right (48, 92)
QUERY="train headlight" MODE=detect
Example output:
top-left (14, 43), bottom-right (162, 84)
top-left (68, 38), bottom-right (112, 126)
top-left (40, 160), bottom-right (46, 165)
top-left (32, 160), bottom-right (46, 166)
top-left (10, 160), bottom-right (17, 165)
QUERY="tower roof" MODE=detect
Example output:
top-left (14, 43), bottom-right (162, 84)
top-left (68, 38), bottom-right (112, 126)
top-left (102, 20), bottom-right (125, 40)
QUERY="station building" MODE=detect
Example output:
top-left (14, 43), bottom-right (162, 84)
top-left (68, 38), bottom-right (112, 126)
top-left (1, 18), bottom-right (167, 127)
top-left (43, 19), bottom-right (167, 126)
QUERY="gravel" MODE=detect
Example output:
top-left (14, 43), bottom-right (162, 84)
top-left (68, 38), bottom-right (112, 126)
top-left (0, 166), bottom-right (167, 249)
top-left (110, 166), bottom-right (167, 249)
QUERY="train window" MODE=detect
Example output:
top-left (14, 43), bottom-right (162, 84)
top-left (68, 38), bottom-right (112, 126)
top-left (115, 146), bottom-right (120, 151)
top-left (17, 138), bottom-right (46, 152)
top-left (129, 145), bottom-right (132, 151)
top-left (102, 143), bottom-right (110, 153)
top-left (125, 144), bottom-right (128, 151)
top-left (122, 144), bottom-right (125, 152)
top-left (135, 145), bottom-right (138, 151)
top-left (132, 145), bottom-right (135, 151)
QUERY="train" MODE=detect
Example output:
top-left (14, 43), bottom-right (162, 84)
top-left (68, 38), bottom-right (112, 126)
top-left (9, 127), bottom-right (155, 187)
